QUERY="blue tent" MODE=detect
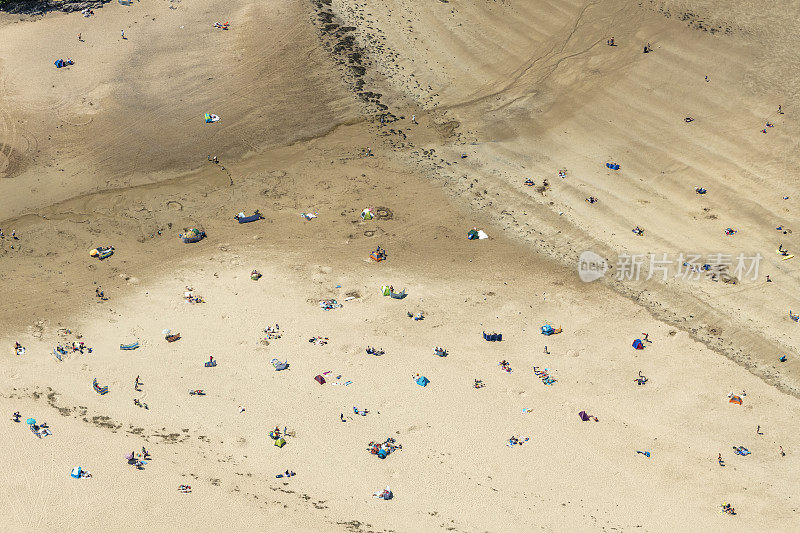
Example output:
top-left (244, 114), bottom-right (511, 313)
top-left (416, 376), bottom-right (430, 387)
top-left (632, 339), bottom-right (644, 350)
top-left (235, 211), bottom-right (263, 224)
top-left (54, 59), bottom-right (65, 68)
top-left (606, 163), bottom-right (620, 170)
top-left (541, 325), bottom-right (555, 335)
top-left (70, 467), bottom-right (82, 479)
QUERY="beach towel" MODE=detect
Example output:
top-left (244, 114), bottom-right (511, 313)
top-left (315, 374), bottom-right (326, 384)
top-left (390, 289), bottom-right (407, 299)
top-left (120, 342), bottom-right (139, 350)
top-left (204, 360), bottom-right (217, 368)
top-left (272, 359), bottom-right (289, 371)
top-left (606, 163), bottom-right (620, 170)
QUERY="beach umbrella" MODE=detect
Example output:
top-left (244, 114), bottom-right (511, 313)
top-left (162, 329), bottom-right (171, 336)
top-left (26, 418), bottom-right (36, 425)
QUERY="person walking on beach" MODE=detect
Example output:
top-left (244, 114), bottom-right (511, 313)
top-left (121, 29), bottom-right (126, 39)
top-left (718, 453), bottom-right (725, 466)
top-left (642, 333), bottom-right (650, 343)
top-left (78, 33), bottom-right (81, 42)
top-left (778, 105), bottom-right (783, 114)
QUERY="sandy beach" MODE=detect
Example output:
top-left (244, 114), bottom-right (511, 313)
top-left (2, 0), bottom-right (800, 531)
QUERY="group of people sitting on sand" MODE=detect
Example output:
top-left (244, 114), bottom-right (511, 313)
top-left (533, 367), bottom-right (556, 385)
top-left (264, 324), bottom-right (282, 339)
top-left (499, 360), bottom-right (512, 372)
top-left (507, 435), bottom-right (529, 447)
top-left (184, 287), bottom-right (204, 304)
top-left (14, 342), bottom-right (25, 355)
top-left (54, 341), bottom-right (92, 355)
top-left (365, 346), bottom-right (384, 355)
top-left (407, 311), bottom-right (424, 320)
top-left (473, 379), bottom-right (485, 389)
top-left (367, 437), bottom-right (401, 458)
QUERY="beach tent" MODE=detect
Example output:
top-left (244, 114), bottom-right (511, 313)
top-left (416, 376), bottom-right (430, 387)
top-left (235, 211), bottom-right (263, 223)
top-left (361, 208), bottom-right (373, 220)
top-left (271, 359), bottom-right (289, 371)
top-left (204, 113), bottom-right (220, 123)
top-left (467, 229), bottom-right (489, 240)
top-left (70, 467), bottom-right (82, 479)
top-left (381, 285), bottom-right (391, 296)
top-left (390, 289), bottom-right (407, 299)
top-left (180, 228), bottom-right (205, 243)
top-left (54, 59), bottom-right (65, 68)
top-left (541, 325), bottom-right (555, 336)
top-left (578, 410), bottom-right (590, 422)
top-left (632, 339), bottom-right (644, 350)
top-left (274, 437), bottom-right (286, 448)
top-left (93, 378), bottom-right (109, 395)
top-left (314, 374), bottom-right (326, 385)
top-left (606, 163), bottom-right (620, 170)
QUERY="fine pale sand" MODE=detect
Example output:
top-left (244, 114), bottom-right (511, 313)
top-left (2, 0), bottom-right (800, 531)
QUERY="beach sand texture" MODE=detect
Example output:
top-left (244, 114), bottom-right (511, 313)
top-left (1, 0), bottom-right (799, 530)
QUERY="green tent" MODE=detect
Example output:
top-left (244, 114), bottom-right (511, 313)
top-left (274, 437), bottom-right (286, 448)
top-left (381, 285), bottom-right (391, 296)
